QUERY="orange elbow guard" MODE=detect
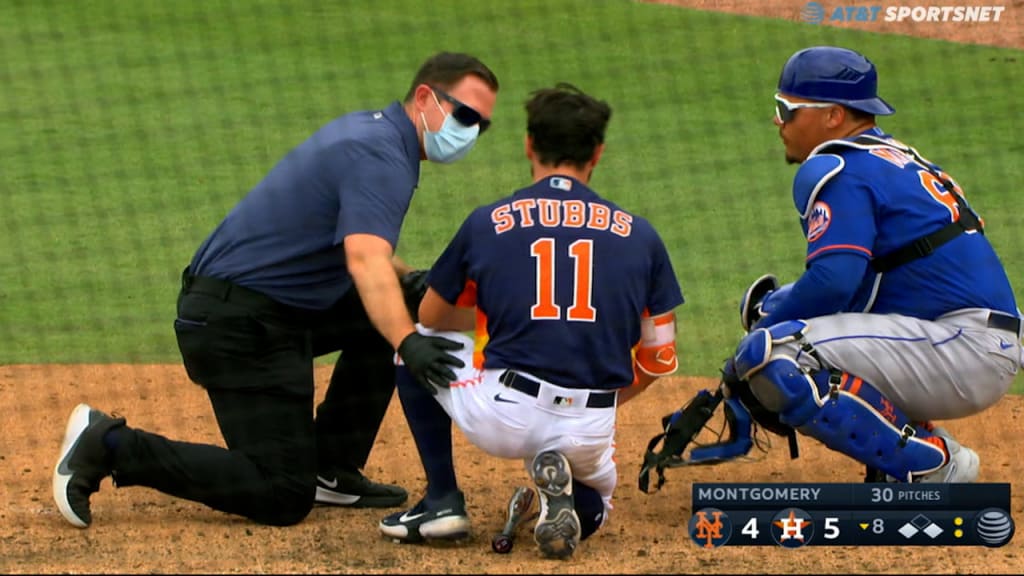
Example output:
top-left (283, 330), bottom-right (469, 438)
top-left (634, 313), bottom-right (678, 376)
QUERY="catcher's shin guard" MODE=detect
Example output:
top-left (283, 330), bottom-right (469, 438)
top-left (735, 323), bottom-right (949, 483)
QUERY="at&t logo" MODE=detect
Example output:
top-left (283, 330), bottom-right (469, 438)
top-left (802, 2), bottom-right (882, 23)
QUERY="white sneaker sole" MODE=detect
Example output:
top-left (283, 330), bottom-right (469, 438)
top-left (314, 486), bottom-right (360, 506)
top-left (52, 404), bottom-right (93, 528)
top-left (378, 515), bottom-right (471, 541)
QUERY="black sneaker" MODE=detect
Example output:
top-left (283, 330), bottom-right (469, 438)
top-left (52, 404), bottom-right (126, 528)
top-left (315, 468), bottom-right (408, 508)
top-left (531, 451), bottom-right (581, 559)
top-left (379, 490), bottom-right (471, 543)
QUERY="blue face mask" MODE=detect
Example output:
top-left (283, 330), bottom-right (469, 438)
top-left (421, 93), bottom-right (479, 164)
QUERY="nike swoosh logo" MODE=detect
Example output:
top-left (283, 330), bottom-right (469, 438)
top-left (317, 475), bottom-right (338, 489)
top-left (493, 393), bottom-right (519, 404)
top-left (399, 510), bottom-right (426, 522)
top-left (57, 405), bottom-right (92, 477)
top-left (1000, 341), bottom-right (1014, 350)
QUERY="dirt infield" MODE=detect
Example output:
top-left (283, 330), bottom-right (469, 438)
top-left (1, 363), bottom-right (1022, 573)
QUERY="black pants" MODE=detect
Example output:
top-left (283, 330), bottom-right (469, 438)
top-left (110, 270), bottom-right (396, 526)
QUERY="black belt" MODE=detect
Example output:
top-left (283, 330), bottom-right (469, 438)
top-left (180, 267), bottom-right (316, 321)
top-left (988, 311), bottom-right (1022, 336)
top-left (499, 370), bottom-right (617, 409)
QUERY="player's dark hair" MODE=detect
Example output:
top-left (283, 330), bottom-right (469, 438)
top-left (404, 52), bottom-right (499, 101)
top-left (525, 83), bottom-right (612, 169)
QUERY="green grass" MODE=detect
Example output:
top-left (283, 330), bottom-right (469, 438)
top-left (1, 0), bottom-right (1021, 390)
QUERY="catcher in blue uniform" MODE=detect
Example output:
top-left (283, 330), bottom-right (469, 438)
top-left (641, 46), bottom-right (1021, 491)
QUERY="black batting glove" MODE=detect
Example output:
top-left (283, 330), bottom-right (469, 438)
top-left (397, 332), bottom-right (466, 394)
top-left (399, 269), bottom-right (430, 322)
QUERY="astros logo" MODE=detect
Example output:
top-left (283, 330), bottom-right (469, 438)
top-left (688, 507), bottom-right (732, 549)
top-left (806, 200), bottom-right (831, 242)
top-left (770, 508), bottom-right (814, 548)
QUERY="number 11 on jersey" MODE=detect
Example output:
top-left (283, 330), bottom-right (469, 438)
top-left (530, 237), bottom-right (596, 321)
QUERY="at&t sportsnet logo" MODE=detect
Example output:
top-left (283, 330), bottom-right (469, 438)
top-left (802, 2), bottom-right (1006, 23)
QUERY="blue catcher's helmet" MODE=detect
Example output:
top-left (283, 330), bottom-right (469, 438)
top-left (778, 46), bottom-right (895, 116)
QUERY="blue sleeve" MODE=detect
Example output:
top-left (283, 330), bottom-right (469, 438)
top-left (803, 172), bottom-right (876, 265)
top-left (753, 252), bottom-right (869, 328)
top-left (335, 143), bottom-right (414, 248)
top-left (646, 229), bottom-right (685, 315)
top-left (427, 215), bottom-right (475, 305)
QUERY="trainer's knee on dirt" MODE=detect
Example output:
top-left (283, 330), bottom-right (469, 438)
top-left (573, 480), bottom-right (605, 541)
top-left (249, 477), bottom-right (316, 526)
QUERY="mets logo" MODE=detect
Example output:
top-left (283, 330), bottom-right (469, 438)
top-left (689, 507), bottom-right (732, 548)
top-left (806, 200), bottom-right (832, 242)
top-left (770, 507), bottom-right (815, 548)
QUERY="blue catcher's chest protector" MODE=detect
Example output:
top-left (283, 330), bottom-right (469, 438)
top-left (734, 321), bottom-right (949, 482)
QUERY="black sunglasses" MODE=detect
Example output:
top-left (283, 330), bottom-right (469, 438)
top-left (432, 87), bottom-right (491, 134)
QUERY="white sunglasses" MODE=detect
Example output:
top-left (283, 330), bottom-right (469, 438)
top-left (774, 94), bottom-right (835, 123)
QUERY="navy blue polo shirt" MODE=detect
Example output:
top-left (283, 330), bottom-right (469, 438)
top-left (189, 101), bottom-right (421, 310)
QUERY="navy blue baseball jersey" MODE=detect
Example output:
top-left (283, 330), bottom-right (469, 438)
top-left (793, 127), bottom-right (1017, 320)
top-left (189, 101), bottom-right (421, 310)
top-left (427, 175), bottom-right (684, 390)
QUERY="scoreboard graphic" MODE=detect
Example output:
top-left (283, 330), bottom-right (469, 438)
top-left (689, 483), bottom-right (1013, 548)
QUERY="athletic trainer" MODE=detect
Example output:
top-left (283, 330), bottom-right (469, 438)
top-left (53, 52), bottom-right (499, 527)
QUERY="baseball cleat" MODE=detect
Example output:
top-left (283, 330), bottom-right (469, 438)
top-left (379, 490), bottom-right (471, 543)
top-left (531, 450), bottom-right (581, 559)
top-left (53, 403), bottom-right (125, 528)
top-left (884, 427), bottom-right (980, 483)
top-left (914, 428), bottom-right (980, 483)
top-left (315, 468), bottom-right (408, 508)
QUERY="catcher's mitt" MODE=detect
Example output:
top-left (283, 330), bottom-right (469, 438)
top-left (739, 274), bottom-right (778, 332)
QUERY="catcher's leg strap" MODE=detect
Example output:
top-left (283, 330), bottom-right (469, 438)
top-left (687, 395), bottom-right (754, 463)
top-left (735, 323), bottom-right (949, 483)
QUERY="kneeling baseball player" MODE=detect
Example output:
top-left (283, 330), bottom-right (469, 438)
top-left (379, 83), bottom-right (685, 558)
